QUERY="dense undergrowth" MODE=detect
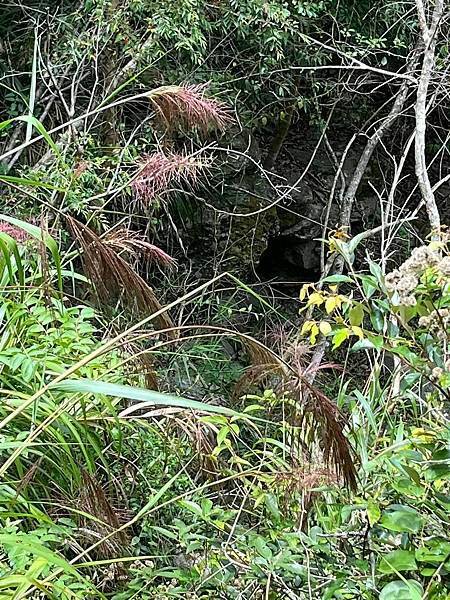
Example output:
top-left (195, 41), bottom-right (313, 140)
top-left (0, 0), bottom-right (449, 598)
top-left (0, 214), bottom-right (447, 599)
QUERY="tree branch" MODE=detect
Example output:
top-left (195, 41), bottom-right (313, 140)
top-left (414, 0), bottom-right (443, 237)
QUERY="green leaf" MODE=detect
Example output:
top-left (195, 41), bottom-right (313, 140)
top-left (370, 308), bottom-right (385, 332)
top-left (380, 505), bottom-right (424, 533)
top-left (0, 118), bottom-right (14, 132)
top-left (360, 274), bottom-right (378, 298)
top-left (321, 274), bottom-right (353, 284)
top-left (366, 500), bottom-right (381, 526)
top-left (368, 260), bottom-right (383, 283)
top-left (391, 478), bottom-right (423, 498)
top-left (380, 580), bottom-right (423, 600)
top-left (149, 526), bottom-right (178, 541)
top-left (15, 115), bottom-right (61, 160)
top-left (201, 498), bottom-right (213, 517)
top-left (416, 540), bottom-right (450, 564)
top-left (354, 390), bottom-right (377, 433)
top-left (351, 338), bottom-right (375, 351)
top-left (52, 378), bottom-right (242, 417)
top-left (13, 557), bottom-right (47, 596)
top-left (254, 536), bottom-right (272, 560)
top-left (0, 174), bottom-right (61, 190)
top-left (0, 534), bottom-right (79, 577)
top-left (0, 232), bottom-right (24, 292)
top-left (389, 460), bottom-right (421, 486)
top-left (424, 449), bottom-right (450, 481)
top-left (378, 549), bottom-right (417, 574)
top-left (20, 357), bottom-right (35, 382)
top-left (367, 334), bottom-right (384, 349)
top-left (179, 500), bottom-right (203, 518)
top-left (264, 493), bottom-right (280, 521)
top-left (217, 425), bottom-right (230, 446)
top-left (434, 492), bottom-right (450, 510)
top-left (332, 327), bottom-right (350, 349)
top-left (347, 230), bottom-right (370, 255)
top-left (284, 562), bottom-right (307, 577)
top-left (349, 303), bottom-right (364, 326)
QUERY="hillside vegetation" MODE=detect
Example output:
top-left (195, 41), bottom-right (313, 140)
top-left (0, 1), bottom-right (449, 598)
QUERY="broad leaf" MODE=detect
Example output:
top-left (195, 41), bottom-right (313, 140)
top-left (378, 549), bottom-right (417, 574)
top-left (380, 505), bottom-right (424, 533)
top-left (379, 580), bottom-right (422, 600)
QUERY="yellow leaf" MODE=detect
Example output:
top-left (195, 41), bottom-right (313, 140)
top-left (310, 324), bottom-right (319, 344)
top-left (336, 295), bottom-right (347, 308)
top-left (325, 296), bottom-right (337, 314)
top-left (411, 428), bottom-right (435, 443)
top-left (349, 303), bottom-right (364, 326)
top-left (367, 500), bottom-right (381, 526)
top-left (319, 321), bottom-right (332, 335)
top-left (300, 284), bottom-right (310, 301)
top-left (301, 320), bottom-right (314, 335)
top-left (351, 325), bottom-right (364, 339)
top-left (329, 285), bottom-right (338, 293)
top-left (307, 292), bottom-right (324, 306)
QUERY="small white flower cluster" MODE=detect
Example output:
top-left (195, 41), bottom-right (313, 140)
top-left (401, 245), bottom-right (440, 273)
top-left (385, 245), bottom-right (442, 306)
top-left (419, 308), bottom-right (449, 341)
top-left (438, 255), bottom-right (450, 276)
top-left (130, 559), bottom-right (155, 570)
top-left (385, 271), bottom-right (418, 306)
top-left (431, 367), bottom-right (444, 381)
top-left (431, 362), bottom-right (450, 381)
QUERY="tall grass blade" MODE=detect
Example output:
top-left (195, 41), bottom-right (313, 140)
top-left (52, 378), bottom-right (240, 417)
top-left (0, 215), bottom-right (62, 291)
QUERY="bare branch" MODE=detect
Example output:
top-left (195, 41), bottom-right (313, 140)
top-left (414, 0), bottom-right (443, 237)
top-left (339, 52), bottom-right (418, 232)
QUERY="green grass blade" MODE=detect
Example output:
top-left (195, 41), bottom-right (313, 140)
top-left (0, 215), bottom-right (62, 292)
top-left (0, 118), bottom-right (14, 132)
top-left (15, 115), bottom-right (61, 160)
top-left (0, 175), bottom-right (61, 191)
top-left (52, 378), bottom-right (239, 417)
top-left (0, 235), bottom-right (16, 286)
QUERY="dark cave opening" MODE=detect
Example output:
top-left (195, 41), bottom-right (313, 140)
top-left (257, 235), bottom-right (322, 283)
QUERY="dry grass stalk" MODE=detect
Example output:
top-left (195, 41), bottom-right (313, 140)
top-left (141, 353), bottom-right (159, 390)
top-left (232, 338), bottom-right (285, 400)
top-left (275, 465), bottom-right (337, 529)
top-left (132, 151), bottom-right (209, 206)
top-left (76, 470), bottom-right (129, 559)
top-left (243, 337), bottom-right (285, 371)
top-left (13, 457), bottom-right (43, 501)
top-left (120, 341), bottom-right (159, 391)
top-left (66, 216), bottom-right (176, 337)
top-left (286, 378), bottom-right (357, 490)
top-left (103, 228), bottom-right (177, 269)
top-left (233, 363), bottom-right (282, 402)
top-left (173, 414), bottom-right (218, 478)
top-left (234, 336), bottom-right (357, 489)
top-left (148, 84), bottom-right (231, 135)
